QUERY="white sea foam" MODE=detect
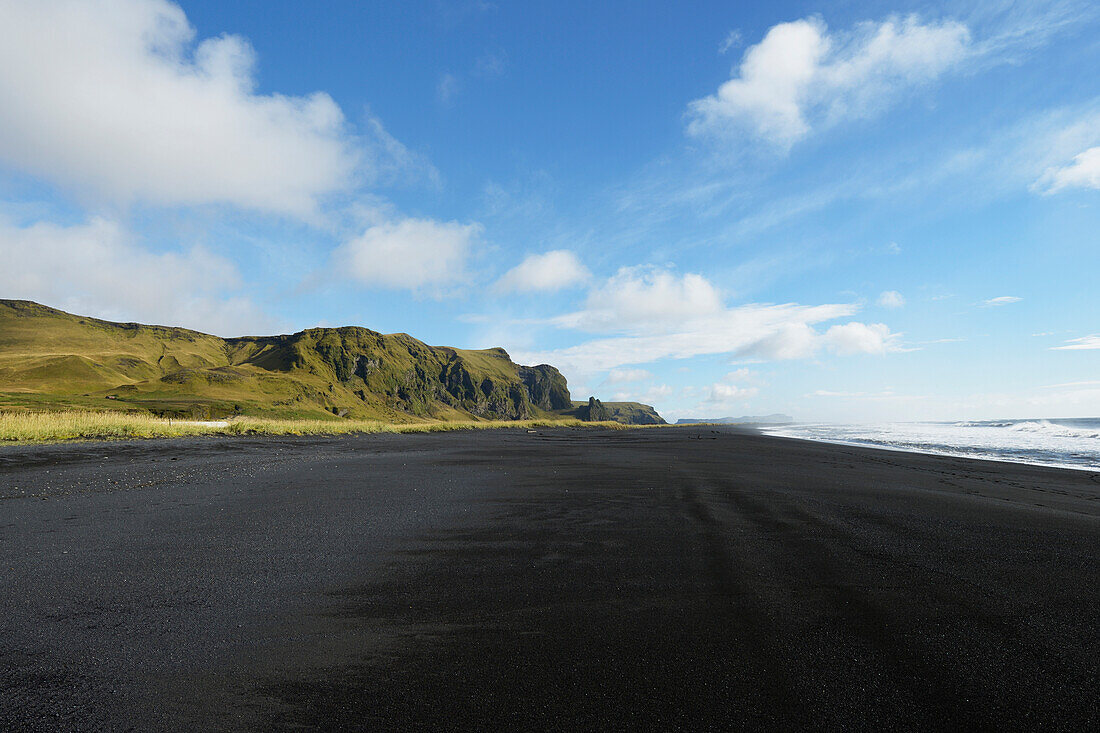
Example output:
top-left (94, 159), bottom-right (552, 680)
top-left (761, 418), bottom-right (1100, 471)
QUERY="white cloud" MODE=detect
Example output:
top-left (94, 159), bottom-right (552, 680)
top-left (474, 50), bottom-right (508, 78)
top-left (737, 322), bottom-right (821, 360)
top-left (823, 322), bottom-right (899, 355)
top-left (336, 217), bottom-right (482, 291)
top-left (981, 295), bottom-right (1022, 307)
top-left (706, 371), bottom-right (759, 403)
top-left (1036, 146), bottom-right (1100, 192)
top-left (605, 368), bottom-right (653, 385)
top-left (718, 30), bottom-right (742, 54)
top-left (1052, 335), bottom-right (1100, 350)
top-left (513, 268), bottom-right (903, 376)
top-left (361, 115), bottom-right (441, 189)
top-left (0, 0), bottom-right (362, 216)
top-left (437, 73), bottom-right (460, 105)
top-left (555, 266), bottom-right (724, 332)
top-left (707, 383), bottom-right (758, 402)
top-left (687, 14), bottom-right (971, 147)
top-left (0, 216), bottom-right (271, 336)
top-left (878, 290), bottom-right (905, 308)
top-left (724, 367), bottom-right (758, 382)
top-left (613, 384), bottom-right (675, 404)
top-left (494, 250), bottom-right (590, 293)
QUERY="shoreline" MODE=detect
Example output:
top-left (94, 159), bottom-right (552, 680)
top-left (757, 427), bottom-right (1100, 473)
top-left (4, 417), bottom-right (1096, 477)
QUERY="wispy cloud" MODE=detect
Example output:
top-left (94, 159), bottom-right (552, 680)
top-left (604, 368), bottom-right (653, 385)
top-left (1035, 146), bottom-right (1100, 192)
top-left (878, 290), bottom-right (905, 308)
top-left (981, 295), bottom-right (1022, 307)
top-left (612, 384), bottom-right (675, 404)
top-left (437, 73), bottom-right (460, 105)
top-left (718, 29), bottom-right (742, 54)
top-left (474, 50), bottom-right (507, 77)
top-left (1051, 335), bottom-right (1100, 350)
top-left (1040, 379), bottom-right (1100, 388)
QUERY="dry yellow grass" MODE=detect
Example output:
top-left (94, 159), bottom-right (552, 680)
top-left (0, 410), bottom-right (627, 443)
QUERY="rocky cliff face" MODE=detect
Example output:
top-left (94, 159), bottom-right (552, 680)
top-left (232, 328), bottom-right (564, 420)
top-left (0, 300), bottom-right (574, 422)
top-left (518, 365), bottom-right (572, 411)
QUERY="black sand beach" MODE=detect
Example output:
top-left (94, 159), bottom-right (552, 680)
top-left (1, 426), bottom-right (1098, 730)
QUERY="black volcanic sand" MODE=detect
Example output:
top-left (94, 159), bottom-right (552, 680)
top-left (1, 427), bottom-right (1098, 731)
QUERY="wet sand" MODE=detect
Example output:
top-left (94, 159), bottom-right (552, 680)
top-left (1, 426), bottom-right (1098, 730)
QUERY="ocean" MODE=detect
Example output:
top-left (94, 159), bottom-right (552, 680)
top-left (760, 418), bottom-right (1100, 471)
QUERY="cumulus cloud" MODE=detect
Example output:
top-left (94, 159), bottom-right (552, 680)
top-left (981, 295), bottom-right (1022, 306)
top-left (494, 250), bottom-right (590, 293)
top-left (0, 0), bottom-right (360, 216)
top-left (1036, 146), bottom-right (1100, 192)
top-left (336, 217), bottom-right (482, 291)
top-left (707, 371), bottom-right (759, 403)
top-left (687, 14), bottom-right (971, 147)
top-left (823, 322), bottom-right (899, 355)
top-left (878, 290), bottom-right (905, 308)
top-left (513, 268), bottom-right (903, 376)
top-left (0, 216), bottom-right (272, 335)
top-left (1052, 335), bottom-right (1100, 350)
top-left (555, 266), bottom-right (724, 332)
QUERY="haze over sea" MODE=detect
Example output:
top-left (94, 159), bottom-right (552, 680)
top-left (762, 418), bottom-right (1100, 471)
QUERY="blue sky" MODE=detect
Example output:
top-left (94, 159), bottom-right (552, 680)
top-left (1, 0), bottom-right (1098, 422)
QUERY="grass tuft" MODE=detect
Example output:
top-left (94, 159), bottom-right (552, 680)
top-left (0, 410), bottom-right (629, 444)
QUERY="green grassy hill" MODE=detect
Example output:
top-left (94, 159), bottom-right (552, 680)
top-left (0, 300), bottom-right (661, 424)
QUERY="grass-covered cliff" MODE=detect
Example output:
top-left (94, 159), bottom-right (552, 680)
top-left (0, 300), bottom-right (662, 425)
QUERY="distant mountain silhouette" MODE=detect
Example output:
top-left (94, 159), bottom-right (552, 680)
top-left (676, 414), bottom-right (793, 425)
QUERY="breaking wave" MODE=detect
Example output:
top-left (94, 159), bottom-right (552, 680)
top-left (762, 418), bottom-right (1100, 471)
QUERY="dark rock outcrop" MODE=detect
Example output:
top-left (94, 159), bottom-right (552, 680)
top-left (571, 398), bottom-right (666, 425)
top-left (578, 396), bottom-right (611, 422)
